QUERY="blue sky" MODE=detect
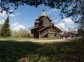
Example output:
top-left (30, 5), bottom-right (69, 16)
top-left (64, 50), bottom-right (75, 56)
top-left (0, 4), bottom-right (78, 31)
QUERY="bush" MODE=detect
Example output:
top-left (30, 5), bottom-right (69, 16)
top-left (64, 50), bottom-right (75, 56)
top-left (12, 29), bottom-right (33, 38)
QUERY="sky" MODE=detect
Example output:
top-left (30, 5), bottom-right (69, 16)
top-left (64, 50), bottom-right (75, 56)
top-left (0, 4), bottom-right (78, 31)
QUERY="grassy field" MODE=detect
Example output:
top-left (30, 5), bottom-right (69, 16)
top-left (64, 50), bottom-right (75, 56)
top-left (0, 38), bottom-right (84, 62)
top-left (0, 37), bottom-right (58, 41)
top-left (0, 37), bottom-right (33, 41)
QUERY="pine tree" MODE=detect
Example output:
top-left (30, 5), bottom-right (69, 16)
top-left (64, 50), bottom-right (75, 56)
top-left (0, 17), bottom-right (11, 37)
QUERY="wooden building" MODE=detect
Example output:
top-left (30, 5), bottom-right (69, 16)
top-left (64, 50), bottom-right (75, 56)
top-left (31, 10), bottom-right (62, 38)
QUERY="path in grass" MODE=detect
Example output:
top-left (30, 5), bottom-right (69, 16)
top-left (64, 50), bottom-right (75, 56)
top-left (0, 37), bottom-right (72, 43)
top-left (22, 39), bottom-right (69, 43)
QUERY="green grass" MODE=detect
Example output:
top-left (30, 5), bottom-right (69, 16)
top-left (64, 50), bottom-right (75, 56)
top-left (0, 39), bottom-right (84, 62)
top-left (0, 37), bottom-right (33, 41)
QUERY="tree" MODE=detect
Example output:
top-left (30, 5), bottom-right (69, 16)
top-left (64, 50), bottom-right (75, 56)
top-left (0, 17), bottom-right (11, 37)
top-left (12, 29), bottom-right (33, 38)
top-left (0, 24), bottom-right (3, 32)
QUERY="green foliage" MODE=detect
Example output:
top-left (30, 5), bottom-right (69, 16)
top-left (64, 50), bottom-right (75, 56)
top-left (0, 17), bottom-right (11, 37)
top-left (12, 29), bottom-right (33, 38)
top-left (0, 24), bottom-right (3, 32)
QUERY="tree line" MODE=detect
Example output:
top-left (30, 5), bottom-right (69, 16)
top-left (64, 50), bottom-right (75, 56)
top-left (0, 17), bottom-right (33, 38)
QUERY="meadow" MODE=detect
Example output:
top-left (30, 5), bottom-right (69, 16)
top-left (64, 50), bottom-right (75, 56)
top-left (0, 38), bottom-right (84, 62)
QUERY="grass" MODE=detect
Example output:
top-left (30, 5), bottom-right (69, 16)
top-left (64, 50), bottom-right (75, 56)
top-left (0, 37), bottom-right (59, 41)
top-left (0, 37), bottom-right (33, 41)
top-left (0, 39), bottom-right (84, 62)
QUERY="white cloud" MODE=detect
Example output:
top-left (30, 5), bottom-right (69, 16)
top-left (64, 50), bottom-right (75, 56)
top-left (12, 22), bottom-right (26, 31)
top-left (0, 9), bottom-right (14, 18)
top-left (0, 19), bottom-right (5, 24)
top-left (12, 22), bottom-right (18, 26)
top-left (55, 23), bottom-right (68, 31)
top-left (9, 14), bottom-right (14, 17)
top-left (47, 8), bottom-right (58, 15)
top-left (9, 9), bottom-right (14, 12)
top-left (63, 18), bottom-right (74, 24)
top-left (13, 25), bottom-right (26, 31)
top-left (0, 11), bottom-right (7, 17)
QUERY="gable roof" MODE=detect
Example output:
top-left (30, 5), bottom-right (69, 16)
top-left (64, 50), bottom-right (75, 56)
top-left (53, 26), bottom-right (62, 32)
top-left (37, 16), bottom-right (52, 22)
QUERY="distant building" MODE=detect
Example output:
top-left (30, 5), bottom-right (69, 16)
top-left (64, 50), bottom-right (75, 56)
top-left (31, 10), bottom-right (62, 38)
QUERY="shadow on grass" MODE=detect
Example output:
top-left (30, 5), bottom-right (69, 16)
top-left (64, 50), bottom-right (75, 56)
top-left (0, 40), bottom-right (84, 62)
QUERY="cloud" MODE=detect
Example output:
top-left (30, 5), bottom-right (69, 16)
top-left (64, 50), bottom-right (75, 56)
top-left (47, 8), bottom-right (58, 15)
top-left (9, 14), bottom-right (14, 17)
top-left (0, 19), bottom-right (5, 24)
top-left (9, 9), bottom-right (14, 17)
top-left (0, 9), bottom-right (14, 18)
top-left (63, 18), bottom-right (74, 24)
top-left (55, 23), bottom-right (68, 31)
top-left (0, 11), bottom-right (6, 17)
top-left (9, 9), bottom-right (14, 12)
top-left (13, 25), bottom-right (26, 31)
top-left (12, 22), bottom-right (26, 31)
top-left (12, 22), bottom-right (19, 26)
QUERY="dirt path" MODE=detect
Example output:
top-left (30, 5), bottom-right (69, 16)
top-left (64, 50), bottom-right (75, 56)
top-left (19, 39), bottom-right (70, 43)
top-left (0, 38), bottom-right (71, 43)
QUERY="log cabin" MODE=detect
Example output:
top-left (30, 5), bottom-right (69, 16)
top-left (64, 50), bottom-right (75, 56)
top-left (31, 10), bottom-right (62, 38)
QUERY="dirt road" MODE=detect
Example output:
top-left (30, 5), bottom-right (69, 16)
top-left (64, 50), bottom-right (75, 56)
top-left (18, 39), bottom-right (70, 43)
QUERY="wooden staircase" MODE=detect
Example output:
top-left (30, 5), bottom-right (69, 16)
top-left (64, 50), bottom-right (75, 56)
top-left (40, 30), bottom-right (48, 38)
